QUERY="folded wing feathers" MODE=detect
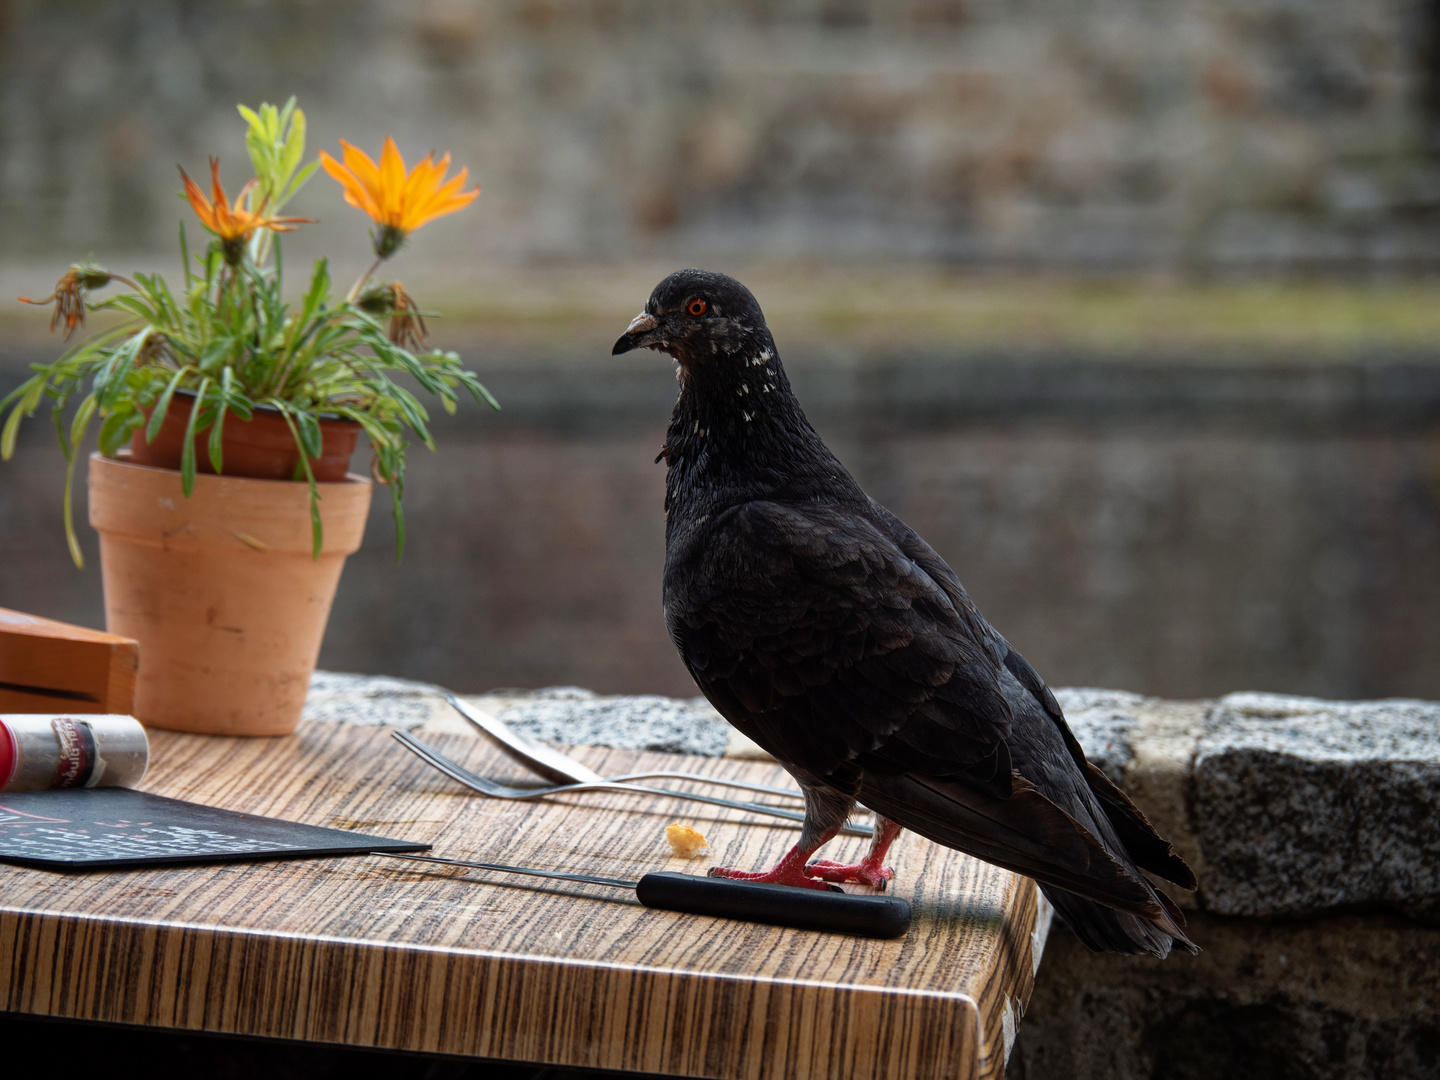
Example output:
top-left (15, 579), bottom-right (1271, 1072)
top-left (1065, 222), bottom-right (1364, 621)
top-left (999, 647), bottom-right (1199, 890)
top-left (860, 770), bottom-right (1196, 956)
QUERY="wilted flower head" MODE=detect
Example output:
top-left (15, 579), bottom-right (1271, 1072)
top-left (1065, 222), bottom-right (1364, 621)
top-left (320, 137), bottom-right (479, 259)
top-left (18, 264), bottom-right (115, 338)
top-left (180, 158), bottom-right (314, 265)
top-left (358, 280), bottom-right (429, 352)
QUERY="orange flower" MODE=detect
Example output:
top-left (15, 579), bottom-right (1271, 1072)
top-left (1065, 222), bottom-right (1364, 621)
top-left (320, 137), bottom-right (479, 257)
top-left (180, 159), bottom-right (313, 262)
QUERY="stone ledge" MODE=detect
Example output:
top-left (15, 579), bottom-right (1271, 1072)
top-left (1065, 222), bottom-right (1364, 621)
top-left (304, 673), bottom-right (1440, 920)
top-left (302, 672), bottom-right (757, 757)
top-left (1195, 695), bottom-right (1440, 921)
top-left (1054, 689), bottom-right (1440, 922)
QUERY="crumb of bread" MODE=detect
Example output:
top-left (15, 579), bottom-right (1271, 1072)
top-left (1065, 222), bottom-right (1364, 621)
top-left (664, 823), bottom-right (710, 858)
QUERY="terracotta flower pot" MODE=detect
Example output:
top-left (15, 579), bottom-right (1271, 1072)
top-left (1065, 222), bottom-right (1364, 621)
top-left (88, 451), bottom-right (372, 736)
top-left (130, 390), bottom-right (362, 482)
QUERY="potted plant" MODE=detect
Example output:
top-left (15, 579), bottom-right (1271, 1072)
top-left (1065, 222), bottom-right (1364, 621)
top-left (1, 99), bottom-right (496, 736)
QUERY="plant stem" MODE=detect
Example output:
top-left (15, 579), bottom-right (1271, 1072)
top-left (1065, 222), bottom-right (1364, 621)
top-left (346, 256), bottom-right (386, 304)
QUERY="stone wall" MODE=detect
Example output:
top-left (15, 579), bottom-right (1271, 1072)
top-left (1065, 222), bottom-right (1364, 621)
top-left (2, 0), bottom-right (1439, 270)
top-left (1013, 689), bottom-right (1440, 1080)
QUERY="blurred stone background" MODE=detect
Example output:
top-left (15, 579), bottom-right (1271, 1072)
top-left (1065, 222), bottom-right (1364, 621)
top-left (1, 0), bottom-right (1438, 699)
top-left (3, 0), bottom-right (1440, 267)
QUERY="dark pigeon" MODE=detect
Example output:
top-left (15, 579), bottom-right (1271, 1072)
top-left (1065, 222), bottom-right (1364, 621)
top-left (613, 270), bottom-right (1198, 957)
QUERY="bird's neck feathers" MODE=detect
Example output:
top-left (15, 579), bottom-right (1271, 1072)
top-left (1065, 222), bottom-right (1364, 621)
top-left (661, 342), bottom-right (850, 516)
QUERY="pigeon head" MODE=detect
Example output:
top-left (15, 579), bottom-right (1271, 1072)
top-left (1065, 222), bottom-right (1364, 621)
top-left (611, 269), bottom-right (776, 370)
top-left (617, 269), bottom-right (831, 494)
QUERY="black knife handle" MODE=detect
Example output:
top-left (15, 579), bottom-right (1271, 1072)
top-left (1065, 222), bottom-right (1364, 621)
top-left (635, 872), bottom-right (912, 938)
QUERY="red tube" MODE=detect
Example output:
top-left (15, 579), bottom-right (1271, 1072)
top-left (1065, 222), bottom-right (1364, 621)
top-left (0, 720), bottom-right (15, 789)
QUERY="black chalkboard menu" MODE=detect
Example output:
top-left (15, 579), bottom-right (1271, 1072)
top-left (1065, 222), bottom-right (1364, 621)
top-left (0, 788), bottom-right (429, 869)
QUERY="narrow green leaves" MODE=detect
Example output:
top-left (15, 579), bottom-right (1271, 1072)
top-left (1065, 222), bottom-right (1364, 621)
top-left (240, 95), bottom-right (317, 240)
top-left (1, 375), bottom-right (46, 460)
top-left (179, 376), bottom-right (211, 497)
top-left (269, 399), bottom-right (323, 559)
top-left (207, 369), bottom-right (232, 473)
top-left (147, 368), bottom-right (188, 444)
top-left (58, 392), bottom-right (97, 568)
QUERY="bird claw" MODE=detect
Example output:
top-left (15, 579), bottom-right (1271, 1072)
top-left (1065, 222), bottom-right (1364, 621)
top-left (707, 865), bottom-right (840, 891)
top-left (804, 858), bottom-right (896, 891)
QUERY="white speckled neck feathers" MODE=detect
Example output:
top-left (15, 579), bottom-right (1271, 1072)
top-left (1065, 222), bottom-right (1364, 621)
top-left (660, 343), bottom-right (857, 533)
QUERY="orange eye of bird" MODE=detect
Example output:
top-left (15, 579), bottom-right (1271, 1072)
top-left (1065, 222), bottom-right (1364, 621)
top-left (687, 298), bottom-right (707, 317)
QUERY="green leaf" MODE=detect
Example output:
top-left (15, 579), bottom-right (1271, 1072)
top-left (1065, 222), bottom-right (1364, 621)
top-left (180, 219), bottom-right (193, 286)
top-left (0, 372), bottom-right (36, 416)
top-left (293, 407), bottom-right (322, 459)
top-left (460, 372), bottom-right (501, 411)
top-left (302, 258), bottom-right (331, 318)
top-left (327, 404), bottom-right (397, 451)
top-left (208, 368), bottom-right (234, 473)
top-left (270, 400), bottom-right (324, 558)
top-left (106, 294), bottom-right (162, 322)
top-left (309, 484), bottom-right (324, 559)
top-left (280, 108), bottom-right (305, 182)
top-left (147, 368), bottom-right (189, 444)
top-left (93, 329), bottom-right (154, 408)
top-left (98, 402), bottom-right (144, 456)
top-left (283, 159), bottom-right (320, 205)
top-left (1, 375), bottom-right (44, 459)
top-left (154, 274), bottom-right (183, 329)
top-left (389, 477), bottom-right (406, 563)
top-left (198, 338), bottom-right (231, 375)
top-left (59, 392), bottom-right (98, 569)
top-left (68, 391), bottom-right (97, 448)
top-left (180, 376), bottom-right (210, 497)
top-left (62, 444), bottom-right (85, 569)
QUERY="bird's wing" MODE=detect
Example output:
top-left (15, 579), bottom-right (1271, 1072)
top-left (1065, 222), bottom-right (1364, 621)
top-left (857, 769), bottom-right (1194, 953)
top-left (891, 518), bottom-right (1198, 890)
top-left (667, 499), bottom-right (1016, 792)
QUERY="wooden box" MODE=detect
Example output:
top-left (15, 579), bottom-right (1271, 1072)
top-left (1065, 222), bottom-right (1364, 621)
top-left (0, 607), bottom-right (138, 714)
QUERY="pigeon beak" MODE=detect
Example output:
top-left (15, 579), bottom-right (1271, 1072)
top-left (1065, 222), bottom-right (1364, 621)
top-left (612, 311), bottom-right (659, 355)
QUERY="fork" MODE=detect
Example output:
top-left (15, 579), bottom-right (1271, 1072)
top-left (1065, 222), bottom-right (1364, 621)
top-left (445, 694), bottom-right (804, 802)
top-left (392, 729), bottom-right (874, 838)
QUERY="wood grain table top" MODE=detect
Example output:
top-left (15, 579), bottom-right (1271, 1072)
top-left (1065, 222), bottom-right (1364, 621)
top-left (0, 720), bottom-right (1050, 1080)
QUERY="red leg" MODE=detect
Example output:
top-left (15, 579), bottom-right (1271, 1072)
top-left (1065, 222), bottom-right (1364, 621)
top-left (805, 816), bottom-right (903, 890)
top-left (707, 826), bottom-right (843, 892)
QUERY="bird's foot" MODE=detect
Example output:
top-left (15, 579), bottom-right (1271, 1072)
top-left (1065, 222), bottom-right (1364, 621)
top-left (707, 863), bottom-right (840, 892)
top-left (804, 858), bottom-right (896, 891)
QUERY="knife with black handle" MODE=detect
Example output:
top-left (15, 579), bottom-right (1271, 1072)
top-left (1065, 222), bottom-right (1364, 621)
top-left (372, 851), bottom-right (912, 939)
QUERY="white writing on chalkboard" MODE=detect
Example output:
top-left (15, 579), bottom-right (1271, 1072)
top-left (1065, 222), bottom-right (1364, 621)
top-left (0, 789), bottom-right (425, 869)
top-left (1, 823), bottom-right (303, 861)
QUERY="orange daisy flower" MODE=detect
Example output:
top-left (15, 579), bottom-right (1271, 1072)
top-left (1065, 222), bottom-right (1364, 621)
top-left (320, 137), bottom-right (479, 257)
top-left (180, 159), bottom-right (314, 263)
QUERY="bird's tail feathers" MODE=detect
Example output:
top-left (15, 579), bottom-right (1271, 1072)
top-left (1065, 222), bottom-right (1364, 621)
top-left (860, 771), bottom-right (1196, 957)
top-left (1041, 884), bottom-right (1195, 958)
top-left (1080, 760), bottom-right (1197, 890)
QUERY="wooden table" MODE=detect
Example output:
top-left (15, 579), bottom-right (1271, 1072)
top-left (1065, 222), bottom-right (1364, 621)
top-left (0, 721), bottom-right (1049, 1080)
